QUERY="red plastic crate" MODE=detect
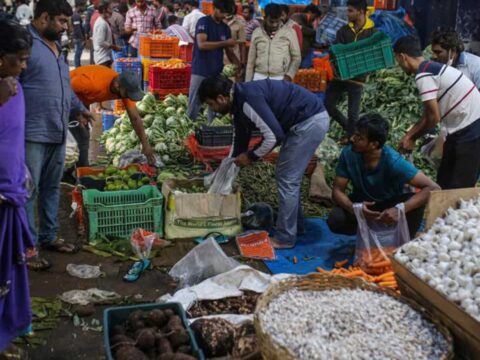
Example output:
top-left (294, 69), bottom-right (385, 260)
top-left (179, 44), bottom-right (193, 62)
top-left (139, 34), bottom-right (180, 58)
top-left (374, 0), bottom-right (396, 10)
top-left (149, 65), bottom-right (191, 90)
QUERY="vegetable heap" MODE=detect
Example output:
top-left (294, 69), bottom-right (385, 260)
top-left (151, 58), bottom-right (188, 69)
top-left (84, 166), bottom-right (151, 191)
top-left (101, 93), bottom-right (195, 166)
top-left (222, 64), bottom-right (237, 78)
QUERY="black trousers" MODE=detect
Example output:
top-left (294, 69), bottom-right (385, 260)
top-left (324, 79), bottom-right (363, 136)
top-left (327, 193), bottom-right (425, 238)
top-left (437, 133), bottom-right (480, 189)
top-left (69, 124), bottom-right (90, 167)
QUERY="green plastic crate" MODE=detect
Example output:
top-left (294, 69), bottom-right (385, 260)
top-left (330, 31), bottom-right (395, 80)
top-left (103, 302), bottom-right (205, 360)
top-left (83, 185), bottom-right (163, 241)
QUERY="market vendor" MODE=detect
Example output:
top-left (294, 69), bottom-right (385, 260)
top-left (198, 76), bottom-right (330, 249)
top-left (70, 64), bottom-right (155, 166)
top-left (327, 114), bottom-right (440, 238)
top-left (431, 29), bottom-right (480, 89)
top-left (394, 35), bottom-right (480, 189)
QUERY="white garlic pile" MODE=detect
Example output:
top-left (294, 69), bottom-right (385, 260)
top-left (395, 196), bottom-right (480, 321)
top-left (259, 289), bottom-right (449, 360)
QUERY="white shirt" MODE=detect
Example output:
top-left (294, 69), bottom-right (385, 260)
top-left (93, 16), bottom-right (113, 65)
top-left (416, 60), bottom-right (480, 135)
top-left (182, 8), bottom-right (205, 38)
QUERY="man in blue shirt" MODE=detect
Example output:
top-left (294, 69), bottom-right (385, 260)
top-left (431, 29), bottom-right (480, 90)
top-left (327, 114), bottom-right (439, 237)
top-left (187, 0), bottom-right (241, 120)
top-left (198, 76), bottom-right (330, 249)
top-left (20, 0), bottom-right (92, 270)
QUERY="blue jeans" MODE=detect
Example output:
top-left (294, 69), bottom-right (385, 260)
top-left (187, 74), bottom-right (214, 121)
top-left (25, 142), bottom-right (66, 245)
top-left (74, 39), bottom-right (83, 68)
top-left (274, 111), bottom-right (330, 245)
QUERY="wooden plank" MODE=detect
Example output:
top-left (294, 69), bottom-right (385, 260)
top-left (425, 187), bottom-right (480, 230)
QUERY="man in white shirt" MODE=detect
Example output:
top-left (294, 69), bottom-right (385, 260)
top-left (15, 0), bottom-right (33, 25)
top-left (395, 35), bottom-right (480, 189)
top-left (182, 0), bottom-right (204, 39)
top-left (93, 1), bottom-right (121, 67)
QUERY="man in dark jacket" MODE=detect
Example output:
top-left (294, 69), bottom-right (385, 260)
top-left (198, 76), bottom-right (330, 249)
top-left (291, 4), bottom-right (321, 66)
top-left (324, 0), bottom-right (376, 140)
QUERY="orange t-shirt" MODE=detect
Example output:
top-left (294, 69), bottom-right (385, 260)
top-left (70, 65), bottom-right (136, 108)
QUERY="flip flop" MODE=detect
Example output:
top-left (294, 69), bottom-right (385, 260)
top-left (41, 238), bottom-right (79, 254)
top-left (123, 259), bottom-right (151, 282)
top-left (27, 255), bottom-right (51, 271)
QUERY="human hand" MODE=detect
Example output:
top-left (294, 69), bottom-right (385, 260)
top-left (142, 143), bottom-right (156, 164)
top-left (283, 75), bottom-right (292, 82)
top-left (398, 135), bottom-right (415, 154)
top-left (0, 77), bottom-right (18, 106)
top-left (362, 201), bottom-right (381, 220)
top-left (378, 207), bottom-right (399, 225)
top-left (234, 152), bottom-right (252, 167)
top-left (111, 44), bottom-right (122, 51)
top-left (77, 111), bottom-right (94, 127)
top-left (224, 38), bottom-right (236, 47)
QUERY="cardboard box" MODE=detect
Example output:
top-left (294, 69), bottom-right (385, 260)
top-left (161, 179), bottom-right (242, 239)
top-left (393, 187), bottom-right (480, 360)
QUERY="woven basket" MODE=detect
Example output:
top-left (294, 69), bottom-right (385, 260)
top-left (254, 274), bottom-right (454, 360)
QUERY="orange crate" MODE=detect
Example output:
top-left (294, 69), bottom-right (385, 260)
top-left (139, 34), bottom-right (180, 58)
top-left (294, 69), bottom-right (328, 92)
top-left (202, 1), bottom-right (214, 15)
top-left (114, 99), bottom-right (125, 112)
top-left (179, 44), bottom-right (193, 62)
top-left (312, 55), bottom-right (334, 81)
top-left (374, 0), bottom-right (396, 9)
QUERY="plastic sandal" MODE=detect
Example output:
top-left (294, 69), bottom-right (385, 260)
top-left (193, 232), bottom-right (229, 245)
top-left (123, 259), bottom-right (151, 282)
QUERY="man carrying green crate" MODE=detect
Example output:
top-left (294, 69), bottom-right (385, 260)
top-left (324, 0), bottom-right (376, 142)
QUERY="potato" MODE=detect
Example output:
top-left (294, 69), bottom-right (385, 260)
top-left (156, 354), bottom-right (175, 360)
top-left (115, 346), bottom-right (148, 360)
top-left (157, 337), bottom-right (173, 354)
top-left (168, 328), bottom-right (190, 349)
top-left (112, 324), bottom-right (126, 336)
top-left (130, 320), bottom-right (146, 332)
top-left (146, 309), bottom-right (167, 328)
top-left (176, 345), bottom-right (191, 354)
top-left (110, 334), bottom-right (135, 347)
top-left (163, 309), bottom-right (174, 318)
top-left (135, 328), bottom-right (156, 350)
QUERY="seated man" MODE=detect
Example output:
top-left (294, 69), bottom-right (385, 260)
top-left (327, 113), bottom-right (440, 238)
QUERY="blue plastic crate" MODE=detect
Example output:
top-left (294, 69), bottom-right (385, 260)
top-left (101, 112), bottom-right (120, 132)
top-left (113, 58), bottom-right (143, 83)
top-left (103, 302), bottom-right (205, 360)
top-left (316, 12), bottom-right (347, 46)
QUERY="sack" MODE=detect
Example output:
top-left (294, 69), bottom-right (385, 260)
top-left (308, 163), bottom-right (333, 205)
top-left (353, 202), bottom-right (410, 274)
top-left (205, 157), bottom-right (239, 195)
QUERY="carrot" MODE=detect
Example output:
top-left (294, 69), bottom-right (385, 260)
top-left (370, 260), bottom-right (391, 269)
top-left (343, 270), bottom-right (365, 278)
top-left (376, 271), bottom-right (395, 280)
top-left (379, 281), bottom-right (397, 287)
top-left (316, 267), bottom-right (326, 273)
top-left (335, 259), bottom-right (349, 268)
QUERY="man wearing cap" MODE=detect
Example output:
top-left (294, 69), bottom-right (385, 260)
top-left (70, 65), bottom-right (155, 166)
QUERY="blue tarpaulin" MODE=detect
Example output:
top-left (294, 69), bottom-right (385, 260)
top-left (258, 0), bottom-right (311, 9)
top-left (264, 217), bottom-right (357, 275)
top-left (370, 7), bottom-right (417, 45)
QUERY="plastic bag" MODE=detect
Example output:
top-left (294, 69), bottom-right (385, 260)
top-left (118, 149), bottom-right (164, 168)
top-left (169, 238), bottom-right (240, 288)
top-left (130, 228), bottom-right (156, 260)
top-left (205, 157), bottom-right (239, 195)
top-left (241, 203), bottom-right (274, 230)
top-left (420, 129), bottom-right (445, 169)
top-left (65, 129), bottom-right (79, 168)
top-left (353, 202), bottom-right (410, 275)
top-left (66, 264), bottom-right (103, 279)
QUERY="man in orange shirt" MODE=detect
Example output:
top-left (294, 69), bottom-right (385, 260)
top-left (70, 65), bottom-right (155, 166)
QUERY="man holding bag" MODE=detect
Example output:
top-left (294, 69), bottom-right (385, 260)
top-left (198, 76), bottom-right (330, 249)
top-left (327, 114), bottom-right (440, 238)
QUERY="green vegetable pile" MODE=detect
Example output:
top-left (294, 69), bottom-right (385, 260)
top-left (101, 93), bottom-right (196, 166)
top-left (222, 64), bottom-right (237, 78)
top-left (236, 162), bottom-right (330, 217)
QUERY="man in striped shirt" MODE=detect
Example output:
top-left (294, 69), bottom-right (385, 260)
top-left (394, 35), bottom-right (480, 189)
top-left (124, 0), bottom-right (159, 56)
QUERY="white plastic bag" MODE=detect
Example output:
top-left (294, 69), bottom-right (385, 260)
top-left (65, 130), bottom-right (79, 168)
top-left (168, 238), bottom-right (240, 288)
top-left (205, 157), bottom-right (239, 195)
top-left (353, 202), bottom-right (410, 273)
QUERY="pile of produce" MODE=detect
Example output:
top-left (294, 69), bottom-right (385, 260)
top-left (109, 308), bottom-right (196, 360)
top-left (187, 291), bottom-right (260, 318)
top-left (191, 319), bottom-right (257, 358)
top-left (222, 64), bottom-right (237, 78)
top-left (151, 59), bottom-right (188, 69)
top-left (236, 162), bottom-right (329, 217)
top-left (80, 166), bottom-right (152, 191)
top-left (258, 288), bottom-right (450, 359)
top-left (101, 93), bottom-right (195, 166)
top-left (395, 196), bottom-right (480, 321)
